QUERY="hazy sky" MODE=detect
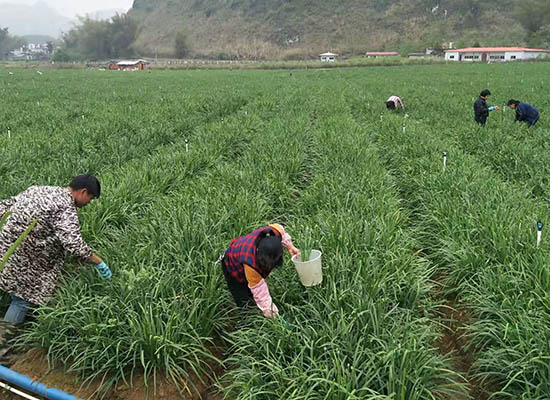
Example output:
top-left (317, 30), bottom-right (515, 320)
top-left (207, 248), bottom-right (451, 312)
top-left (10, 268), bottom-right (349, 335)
top-left (14, 0), bottom-right (134, 18)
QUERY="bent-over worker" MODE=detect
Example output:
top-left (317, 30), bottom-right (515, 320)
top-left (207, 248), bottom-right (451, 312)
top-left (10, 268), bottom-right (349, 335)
top-left (220, 224), bottom-right (299, 318)
top-left (0, 174), bottom-right (111, 350)
top-left (507, 99), bottom-right (539, 127)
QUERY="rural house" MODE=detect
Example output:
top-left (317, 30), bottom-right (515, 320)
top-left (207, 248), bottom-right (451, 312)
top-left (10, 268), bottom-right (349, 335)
top-left (110, 59), bottom-right (149, 70)
top-left (319, 52), bottom-right (337, 62)
top-left (444, 47), bottom-right (550, 62)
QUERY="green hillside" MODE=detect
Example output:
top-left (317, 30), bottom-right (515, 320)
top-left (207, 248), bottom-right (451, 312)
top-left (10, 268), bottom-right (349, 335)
top-left (129, 0), bottom-right (526, 59)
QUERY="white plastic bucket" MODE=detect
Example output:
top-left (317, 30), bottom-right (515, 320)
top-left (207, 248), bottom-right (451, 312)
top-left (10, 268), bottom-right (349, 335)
top-left (292, 250), bottom-right (322, 287)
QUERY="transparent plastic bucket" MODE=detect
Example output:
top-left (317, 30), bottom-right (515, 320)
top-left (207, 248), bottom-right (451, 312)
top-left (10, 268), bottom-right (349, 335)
top-left (292, 250), bottom-right (322, 287)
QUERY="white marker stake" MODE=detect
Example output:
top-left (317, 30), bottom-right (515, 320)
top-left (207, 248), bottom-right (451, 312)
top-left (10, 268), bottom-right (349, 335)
top-left (537, 221), bottom-right (543, 248)
top-left (443, 151), bottom-right (447, 171)
top-left (7, 128), bottom-right (11, 139)
top-left (185, 138), bottom-right (189, 153)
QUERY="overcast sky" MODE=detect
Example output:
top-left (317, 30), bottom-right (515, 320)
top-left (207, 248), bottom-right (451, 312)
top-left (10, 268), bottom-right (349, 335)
top-left (14, 0), bottom-right (134, 18)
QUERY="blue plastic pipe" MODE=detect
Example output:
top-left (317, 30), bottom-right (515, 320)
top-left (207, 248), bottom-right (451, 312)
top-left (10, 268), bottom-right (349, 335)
top-left (0, 365), bottom-right (83, 400)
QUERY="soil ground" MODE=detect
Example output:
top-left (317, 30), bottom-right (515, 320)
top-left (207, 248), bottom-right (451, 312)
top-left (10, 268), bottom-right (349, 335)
top-left (433, 274), bottom-right (495, 400)
top-left (0, 348), bottom-right (223, 400)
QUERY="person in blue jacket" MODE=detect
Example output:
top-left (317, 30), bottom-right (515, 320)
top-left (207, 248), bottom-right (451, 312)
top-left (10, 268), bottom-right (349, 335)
top-left (507, 99), bottom-right (540, 127)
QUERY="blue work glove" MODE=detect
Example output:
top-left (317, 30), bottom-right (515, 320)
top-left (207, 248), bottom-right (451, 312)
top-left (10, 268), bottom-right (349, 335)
top-left (280, 316), bottom-right (294, 330)
top-left (95, 261), bottom-right (112, 279)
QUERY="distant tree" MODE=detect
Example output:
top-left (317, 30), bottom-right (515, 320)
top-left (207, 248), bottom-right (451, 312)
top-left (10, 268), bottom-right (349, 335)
top-left (52, 48), bottom-right (71, 62)
top-left (514, 0), bottom-right (550, 34)
top-left (527, 24), bottom-right (550, 48)
top-left (539, 25), bottom-right (550, 47)
top-left (0, 27), bottom-right (25, 60)
top-left (472, 41), bottom-right (481, 47)
top-left (57, 13), bottom-right (138, 61)
top-left (46, 41), bottom-right (54, 54)
top-left (464, 0), bottom-right (481, 25)
top-left (174, 30), bottom-right (190, 58)
top-left (109, 13), bottom-right (138, 58)
top-left (431, 43), bottom-right (444, 55)
top-left (398, 42), bottom-right (420, 57)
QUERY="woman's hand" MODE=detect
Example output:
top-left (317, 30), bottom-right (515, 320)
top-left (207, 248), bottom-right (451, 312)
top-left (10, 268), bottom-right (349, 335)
top-left (288, 245), bottom-right (301, 258)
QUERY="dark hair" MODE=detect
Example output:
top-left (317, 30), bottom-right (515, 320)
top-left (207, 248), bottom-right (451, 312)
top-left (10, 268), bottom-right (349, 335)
top-left (507, 99), bottom-right (520, 106)
top-left (480, 89), bottom-right (491, 97)
top-left (386, 101), bottom-right (396, 110)
top-left (256, 234), bottom-right (283, 272)
top-left (69, 174), bottom-right (101, 198)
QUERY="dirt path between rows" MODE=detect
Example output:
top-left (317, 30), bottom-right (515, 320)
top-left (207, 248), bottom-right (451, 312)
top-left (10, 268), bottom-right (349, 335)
top-left (1, 348), bottom-right (224, 400)
top-left (433, 275), bottom-right (493, 400)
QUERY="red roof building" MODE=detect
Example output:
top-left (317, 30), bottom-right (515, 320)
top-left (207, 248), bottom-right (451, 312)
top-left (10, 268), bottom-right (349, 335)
top-left (444, 47), bottom-right (550, 62)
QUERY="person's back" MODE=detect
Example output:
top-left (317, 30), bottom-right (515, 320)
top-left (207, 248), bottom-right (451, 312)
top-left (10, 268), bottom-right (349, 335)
top-left (507, 99), bottom-right (540, 127)
top-left (386, 96), bottom-right (404, 110)
top-left (0, 175), bottom-right (110, 310)
top-left (1, 186), bottom-right (74, 257)
top-left (518, 102), bottom-right (539, 125)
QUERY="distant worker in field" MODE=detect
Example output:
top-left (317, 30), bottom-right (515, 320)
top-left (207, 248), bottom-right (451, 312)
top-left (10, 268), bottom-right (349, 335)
top-left (506, 99), bottom-right (540, 127)
top-left (0, 174), bottom-right (111, 351)
top-left (474, 89), bottom-right (499, 125)
top-left (386, 95), bottom-right (404, 110)
top-left (220, 224), bottom-right (300, 319)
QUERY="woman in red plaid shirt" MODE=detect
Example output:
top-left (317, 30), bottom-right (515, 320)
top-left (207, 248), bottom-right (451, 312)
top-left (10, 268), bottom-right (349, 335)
top-left (221, 224), bottom-right (300, 318)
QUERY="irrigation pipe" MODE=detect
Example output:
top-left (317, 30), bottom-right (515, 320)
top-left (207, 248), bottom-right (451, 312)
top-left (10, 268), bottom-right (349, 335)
top-left (0, 365), bottom-right (83, 400)
top-left (0, 381), bottom-right (41, 400)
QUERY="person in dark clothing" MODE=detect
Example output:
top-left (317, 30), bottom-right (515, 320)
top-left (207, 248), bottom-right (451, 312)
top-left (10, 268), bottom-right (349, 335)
top-left (506, 99), bottom-right (540, 127)
top-left (474, 89), bottom-right (499, 125)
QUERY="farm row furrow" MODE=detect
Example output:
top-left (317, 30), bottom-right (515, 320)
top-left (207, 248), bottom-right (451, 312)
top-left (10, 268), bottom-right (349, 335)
top-left (220, 84), bottom-right (461, 400)
top-left (353, 108), bottom-right (550, 399)
top-left (19, 82), bottom-right (325, 397)
top-left (0, 71), bottom-right (255, 197)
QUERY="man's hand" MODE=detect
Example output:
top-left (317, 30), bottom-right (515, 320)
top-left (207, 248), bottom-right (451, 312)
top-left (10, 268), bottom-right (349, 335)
top-left (95, 261), bottom-right (112, 279)
top-left (495, 105), bottom-right (500, 111)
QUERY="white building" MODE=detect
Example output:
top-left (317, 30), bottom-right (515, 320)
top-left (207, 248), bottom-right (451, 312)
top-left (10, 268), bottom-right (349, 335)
top-left (320, 52), bottom-right (337, 62)
top-left (9, 43), bottom-right (50, 61)
top-left (444, 47), bottom-right (550, 62)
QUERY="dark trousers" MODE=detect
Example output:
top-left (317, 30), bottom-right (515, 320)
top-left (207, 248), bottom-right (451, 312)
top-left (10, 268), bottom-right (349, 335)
top-left (475, 115), bottom-right (487, 125)
top-left (221, 261), bottom-right (254, 308)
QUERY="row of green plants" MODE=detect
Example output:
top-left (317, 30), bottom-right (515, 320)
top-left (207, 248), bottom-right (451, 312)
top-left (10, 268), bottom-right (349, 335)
top-left (17, 80), bottom-right (294, 397)
top-left (351, 99), bottom-right (549, 398)
top-left (3, 68), bottom-right (458, 399)
top-left (218, 80), bottom-right (461, 399)
top-left (0, 70), bottom-right (255, 198)
top-left (1, 63), bottom-right (548, 398)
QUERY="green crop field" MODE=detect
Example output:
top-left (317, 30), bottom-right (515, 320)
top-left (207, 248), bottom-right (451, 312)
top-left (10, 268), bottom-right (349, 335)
top-left (0, 63), bottom-right (549, 399)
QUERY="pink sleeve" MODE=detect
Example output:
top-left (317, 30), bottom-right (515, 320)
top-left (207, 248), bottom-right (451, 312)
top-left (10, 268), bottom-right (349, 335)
top-left (249, 279), bottom-right (279, 318)
top-left (397, 97), bottom-right (404, 109)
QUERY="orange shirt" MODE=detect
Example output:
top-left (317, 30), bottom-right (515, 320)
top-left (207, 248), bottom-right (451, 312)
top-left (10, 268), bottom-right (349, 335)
top-left (244, 264), bottom-right (263, 287)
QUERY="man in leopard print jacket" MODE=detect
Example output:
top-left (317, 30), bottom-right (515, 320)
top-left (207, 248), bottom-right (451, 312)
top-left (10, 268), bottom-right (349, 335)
top-left (0, 174), bottom-right (111, 327)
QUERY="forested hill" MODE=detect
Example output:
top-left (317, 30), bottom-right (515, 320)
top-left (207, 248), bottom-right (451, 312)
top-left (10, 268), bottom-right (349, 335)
top-left (128, 0), bottom-right (536, 59)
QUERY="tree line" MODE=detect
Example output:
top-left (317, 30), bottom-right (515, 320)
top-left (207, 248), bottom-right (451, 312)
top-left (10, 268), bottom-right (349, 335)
top-left (51, 1), bottom-right (550, 61)
top-left (3, 1), bottom-right (550, 62)
top-left (0, 27), bottom-right (25, 60)
top-left (515, 0), bottom-right (550, 47)
top-left (53, 14), bottom-right (138, 61)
